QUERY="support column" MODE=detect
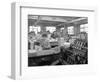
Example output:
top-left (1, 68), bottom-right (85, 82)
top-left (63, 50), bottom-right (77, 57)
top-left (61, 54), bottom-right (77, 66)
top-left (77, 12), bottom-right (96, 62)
top-left (74, 24), bottom-right (80, 36)
top-left (63, 25), bottom-right (68, 35)
top-left (56, 26), bottom-right (61, 32)
top-left (41, 25), bottom-right (46, 33)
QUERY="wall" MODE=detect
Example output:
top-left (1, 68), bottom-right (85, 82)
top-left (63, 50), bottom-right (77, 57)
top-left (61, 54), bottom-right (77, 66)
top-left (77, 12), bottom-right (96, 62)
top-left (0, 0), bottom-right (100, 81)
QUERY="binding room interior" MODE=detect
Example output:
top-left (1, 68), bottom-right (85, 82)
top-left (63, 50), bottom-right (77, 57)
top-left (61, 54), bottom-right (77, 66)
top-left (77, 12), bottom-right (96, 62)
top-left (28, 15), bottom-right (88, 66)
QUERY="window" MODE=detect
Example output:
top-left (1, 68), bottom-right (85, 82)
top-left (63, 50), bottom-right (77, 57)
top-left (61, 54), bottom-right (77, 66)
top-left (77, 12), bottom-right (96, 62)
top-left (80, 24), bottom-right (88, 33)
top-left (29, 26), bottom-right (41, 34)
top-left (60, 27), bottom-right (64, 32)
top-left (46, 26), bottom-right (56, 33)
top-left (67, 26), bottom-right (74, 35)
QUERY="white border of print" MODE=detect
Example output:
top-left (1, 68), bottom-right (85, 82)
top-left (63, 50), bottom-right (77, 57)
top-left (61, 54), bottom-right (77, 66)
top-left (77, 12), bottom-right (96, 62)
top-left (11, 2), bottom-right (97, 80)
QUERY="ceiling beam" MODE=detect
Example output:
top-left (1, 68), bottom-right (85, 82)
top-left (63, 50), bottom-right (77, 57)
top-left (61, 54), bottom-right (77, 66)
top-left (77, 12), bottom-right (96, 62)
top-left (56, 17), bottom-right (87, 27)
top-left (29, 16), bottom-right (69, 23)
top-left (69, 17), bottom-right (87, 23)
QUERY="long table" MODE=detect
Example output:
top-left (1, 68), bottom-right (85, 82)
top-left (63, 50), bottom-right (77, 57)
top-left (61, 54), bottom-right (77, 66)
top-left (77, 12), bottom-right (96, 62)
top-left (28, 46), bottom-right (60, 57)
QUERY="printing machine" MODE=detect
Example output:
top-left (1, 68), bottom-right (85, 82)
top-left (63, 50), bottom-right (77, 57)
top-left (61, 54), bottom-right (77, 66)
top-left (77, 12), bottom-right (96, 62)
top-left (61, 38), bottom-right (88, 64)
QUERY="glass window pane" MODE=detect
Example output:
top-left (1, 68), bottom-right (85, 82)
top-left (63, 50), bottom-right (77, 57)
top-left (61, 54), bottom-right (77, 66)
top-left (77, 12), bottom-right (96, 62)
top-left (80, 24), bottom-right (88, 33)
top-left (29, 26), bottom-right (41, 34)
top-left (46, 26), bottom-right (56, 33)
top-left (68, 26), bottom-right (74, 35)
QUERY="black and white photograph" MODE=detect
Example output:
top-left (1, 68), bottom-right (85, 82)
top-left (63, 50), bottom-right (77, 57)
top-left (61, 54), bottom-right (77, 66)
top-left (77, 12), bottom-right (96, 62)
top-left (28, 15), bottom-right (88, 66)
top-left (11, 2), bottom-right (96, 79)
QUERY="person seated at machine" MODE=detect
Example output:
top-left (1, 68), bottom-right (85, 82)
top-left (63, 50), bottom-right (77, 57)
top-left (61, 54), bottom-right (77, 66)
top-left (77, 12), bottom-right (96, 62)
top-left (34, 41), bottom-right (42, 51)
top-left (38, 33), bottom-right (51, 50)
top-left (51, 31), bottom-right (61, 40)
top-left (36, 32), bottom-right (42, 40)
top-left (28, 31), bottom-right (36, 50)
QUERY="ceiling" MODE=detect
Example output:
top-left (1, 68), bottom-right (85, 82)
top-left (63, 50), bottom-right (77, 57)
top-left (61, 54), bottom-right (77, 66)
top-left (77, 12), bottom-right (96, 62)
top-left (28, 15), bottom-right (87, 27)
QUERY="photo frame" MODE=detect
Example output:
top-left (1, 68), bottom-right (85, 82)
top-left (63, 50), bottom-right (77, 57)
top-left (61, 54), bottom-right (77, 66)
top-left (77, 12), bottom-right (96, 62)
top-left (11, 2), bottom-right (96, 80)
